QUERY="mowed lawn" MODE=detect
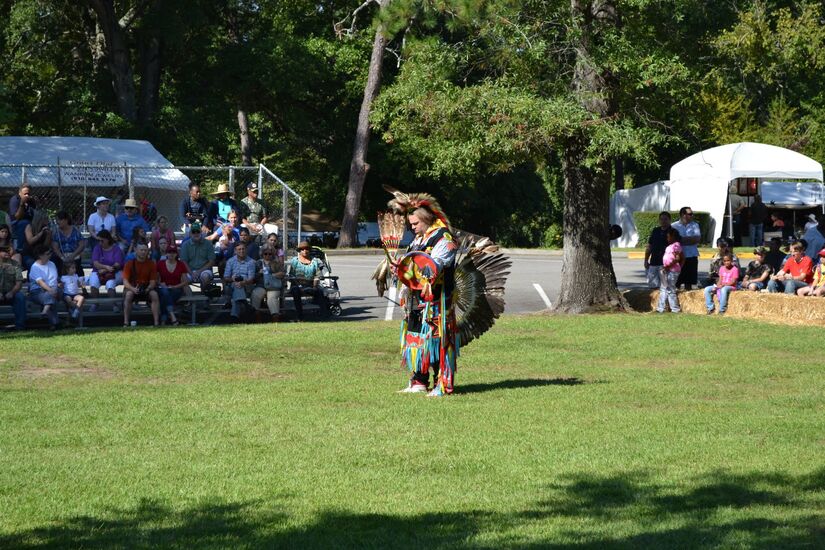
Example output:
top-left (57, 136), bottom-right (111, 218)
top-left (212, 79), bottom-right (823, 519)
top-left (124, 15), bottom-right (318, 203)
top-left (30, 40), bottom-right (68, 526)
top-left (0, 314), bottom-right (823, 549)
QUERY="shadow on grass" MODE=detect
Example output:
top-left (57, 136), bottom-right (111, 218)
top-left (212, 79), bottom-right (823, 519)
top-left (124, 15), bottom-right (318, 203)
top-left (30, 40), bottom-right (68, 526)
top-left (4, 469), bottom-right (822, 549)
top-left (459, 377), bottom-right (584, 394)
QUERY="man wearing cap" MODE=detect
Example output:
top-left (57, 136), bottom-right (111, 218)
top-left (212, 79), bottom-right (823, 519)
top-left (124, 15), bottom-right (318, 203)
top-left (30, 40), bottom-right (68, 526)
top-left (740, 247), bottom-right (773, 291)
top-left (181, 182), bottom-right (211, 230)
top-left (223, 240), bottom-right (257, 321)
top-left (0, 244), bottom-right (26, 330)
top-left (180, 222), bottom-right (218, 295)
top-left (207, 183), bottom-right (240, 227)
top-left (239, 182), bottom-right (269, 236)
top-left (287, 241), bottom-right (329, 321)
top-left (87, 196), bottom-right (117, 248)
top-left (115, 198), bottom-right (151, 251)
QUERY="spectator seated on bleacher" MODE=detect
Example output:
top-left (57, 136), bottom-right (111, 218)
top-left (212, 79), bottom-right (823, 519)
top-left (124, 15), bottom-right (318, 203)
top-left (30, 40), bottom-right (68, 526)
top-left (266, 233), bottom-right (285, 258)
top-left (151, 216), bottom-right (175, 261)
top-left (28, 246), bottom-right (61, 330)
top-left (703, 237), bottom-right (740, 287)
top-left (237, 226), bottom-right (259, 260)
top-left (210, 209), bottom-right (240, 277)
top-left (157, 244), bottom-right (191, 326)
top-left (88, 229), bottom-right (124, 310)
top-left (767, 241), bottom-right (813, 295)
top-left (87, 196), bottom-right (117, 250)
top-left (116, 198), bottom-right (150, 252)
top-left (122, 242), bottom-right (160, 328)
top-left (0, 244), bottom-right (26, 330)
top-left (0, 224), bottom-right (22, 265)
top-left (287, 241), bottom-right (330, 321)
top-left (252, 245), bottom-right (284, 323)
top-left (125, 227), bottom-right (148, 261)
top-left (23, 210), bottom-right (52, 271)
top-left (740, 247), bottom-right (773, 291)
top-left (52, 210), bottom-right (85, 277)
top-left (797, 248), bottom-right (825, 298)
top-left (223, 240), bottom-right (257, 322)
top-left (180, 222), bottom-right (218, 296)
top-left (60, 262), bottom-right (86, 321)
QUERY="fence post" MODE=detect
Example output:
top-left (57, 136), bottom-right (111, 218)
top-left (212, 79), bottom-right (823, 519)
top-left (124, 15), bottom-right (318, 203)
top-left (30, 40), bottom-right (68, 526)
top-left (57, 157), bottom-right (63, 210)
top-left (297, 197), bottom-right (302, 242)
top-left (257, 164), bottom-right (264, 200)
top-left (229, 167), bottom-right (235, 192)
top-left (128, 167), bottom-right (134, 200)
top-left (21, 166), bottom-right (26, 185)
top-left (282, 186), bottom-right (288, 248)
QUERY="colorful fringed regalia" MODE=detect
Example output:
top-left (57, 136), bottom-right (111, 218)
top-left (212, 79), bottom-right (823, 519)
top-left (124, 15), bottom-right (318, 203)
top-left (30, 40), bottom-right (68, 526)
top-left (373, 186), bottom-right (511, 396)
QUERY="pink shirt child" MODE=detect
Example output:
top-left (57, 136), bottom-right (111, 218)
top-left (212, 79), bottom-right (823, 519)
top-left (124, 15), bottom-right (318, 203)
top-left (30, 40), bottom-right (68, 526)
top-left (717, 264), bottom-right (739, 299)
top-left (662, 242), bottom-right (683, 273)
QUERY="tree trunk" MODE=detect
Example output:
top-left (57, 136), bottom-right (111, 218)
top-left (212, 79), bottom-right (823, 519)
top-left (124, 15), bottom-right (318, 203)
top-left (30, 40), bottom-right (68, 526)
top-left (237, 107), bottom-right (253, 166)
top-left (555, 0), bottom-right (629, 312)
top-left (87, 0), bottom-right (137, 124)
top-left (338, 0), bottom-right (391, 248)
top-left (138, 34), bottom-right (161, 129)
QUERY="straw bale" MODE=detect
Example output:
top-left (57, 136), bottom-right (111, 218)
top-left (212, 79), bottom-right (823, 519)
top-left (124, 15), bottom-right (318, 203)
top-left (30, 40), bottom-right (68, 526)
top-left (623, 287), bottom-right (825, 327)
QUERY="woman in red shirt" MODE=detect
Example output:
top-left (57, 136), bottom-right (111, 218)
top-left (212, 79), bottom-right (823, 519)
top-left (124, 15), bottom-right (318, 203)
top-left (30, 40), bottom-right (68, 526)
top-left (157, 244), bottom-right (191, 325)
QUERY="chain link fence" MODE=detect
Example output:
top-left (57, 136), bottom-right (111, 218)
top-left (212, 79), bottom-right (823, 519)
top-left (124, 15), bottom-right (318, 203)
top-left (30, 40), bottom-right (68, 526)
top-left (0, 163), bottom-right (302, 250)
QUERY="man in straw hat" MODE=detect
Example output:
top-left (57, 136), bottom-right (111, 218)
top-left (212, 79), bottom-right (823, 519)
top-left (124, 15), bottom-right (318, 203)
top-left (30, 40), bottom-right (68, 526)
top-left (207, 183), bottom-right (239, 227)
top-left (115, 198), bottom-right (150, 251)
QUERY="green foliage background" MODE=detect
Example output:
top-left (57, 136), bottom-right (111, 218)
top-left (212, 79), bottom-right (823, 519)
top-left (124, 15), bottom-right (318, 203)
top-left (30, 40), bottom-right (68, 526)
top-left (1, 1), bottom-right (825, 245)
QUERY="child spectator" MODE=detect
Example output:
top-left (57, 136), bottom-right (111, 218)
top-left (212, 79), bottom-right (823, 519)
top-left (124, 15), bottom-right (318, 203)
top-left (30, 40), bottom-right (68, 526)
top-left (0, 224), bottom-right (22, 265)
top-left (704, 253), bottom-right (739, 315)
top-left (60, 262), bottom-right (86, 320)
top-left (28, 246), bottom-right (61, 329)
top-left (767, 241), bottom-right (813, 294)
top-left (704, 237), bottom-right (740, 286)
top-left (740, 247), bottom-right (773, 291)
top-left (125, 226), bottom-right (148, 261)
top-left (657, 227), bottom-right (683, 313)
top-left (797, 248), bottom-right (825, 297)
top-left (151, 216), bottom-right (175, 259)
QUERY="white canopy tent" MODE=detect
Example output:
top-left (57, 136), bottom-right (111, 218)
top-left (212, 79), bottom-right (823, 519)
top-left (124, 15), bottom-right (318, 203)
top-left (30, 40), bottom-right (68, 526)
top-left (668, 142), bottom-right (824, 244)
top-left (0, 136), bottom-right (190, 228)
top-left (609, 180), bottom-right (670, 247)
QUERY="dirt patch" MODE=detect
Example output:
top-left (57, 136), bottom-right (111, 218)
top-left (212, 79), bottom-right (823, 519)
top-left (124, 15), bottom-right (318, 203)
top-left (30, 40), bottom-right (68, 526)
top-left (15, 365), bottom-right (114, 380)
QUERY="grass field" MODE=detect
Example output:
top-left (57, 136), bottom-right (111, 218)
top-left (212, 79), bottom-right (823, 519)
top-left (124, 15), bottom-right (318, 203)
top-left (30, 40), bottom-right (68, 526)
top-left (1, 314), bottom-right (823, 549)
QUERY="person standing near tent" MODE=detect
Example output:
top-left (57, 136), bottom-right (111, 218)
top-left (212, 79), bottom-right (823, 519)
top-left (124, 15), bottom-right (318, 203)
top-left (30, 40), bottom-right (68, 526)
top-left (672, 206), bottom-right (700, 290)
top-left (644, 211), bottom-right (671, 289)
top-left (749, 194), bottom-right (768, 247)
top-left (802, 216), bottom-right (825, 261)
top-left (728, 185), bottom-right (746, 246)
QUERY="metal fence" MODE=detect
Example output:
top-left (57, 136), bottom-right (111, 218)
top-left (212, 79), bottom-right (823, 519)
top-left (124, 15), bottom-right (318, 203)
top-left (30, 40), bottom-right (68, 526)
top-left (0, 163), bottom-right (303, 248)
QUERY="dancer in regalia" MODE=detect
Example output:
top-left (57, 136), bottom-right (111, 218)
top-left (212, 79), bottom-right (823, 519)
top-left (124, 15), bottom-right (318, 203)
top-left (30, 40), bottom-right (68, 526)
top-left (373, 186), bottom-right (511, 397)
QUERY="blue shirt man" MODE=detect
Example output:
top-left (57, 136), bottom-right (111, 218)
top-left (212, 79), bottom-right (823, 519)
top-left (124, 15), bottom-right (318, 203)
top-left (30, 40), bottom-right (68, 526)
top-left (115, 198), bottom-right (151, 249)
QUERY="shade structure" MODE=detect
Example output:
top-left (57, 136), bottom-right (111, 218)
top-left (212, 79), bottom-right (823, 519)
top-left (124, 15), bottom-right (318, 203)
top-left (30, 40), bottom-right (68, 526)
top-left (668, 142), bottom-right (824, 244)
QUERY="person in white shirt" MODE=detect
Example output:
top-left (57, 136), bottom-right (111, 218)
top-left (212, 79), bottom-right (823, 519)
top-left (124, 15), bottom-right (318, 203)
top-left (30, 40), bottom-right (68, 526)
top-left (672, 206), bottom-right (701, 290)
top-left (87, 196), bottom-right (117, 249)
top-left (28, 246), bottom-right (61, 328)
top-left (60, 262), bottom-right (86, 320)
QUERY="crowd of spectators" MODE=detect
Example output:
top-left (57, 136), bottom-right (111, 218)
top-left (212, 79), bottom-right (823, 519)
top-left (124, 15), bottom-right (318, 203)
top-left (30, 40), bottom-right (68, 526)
top-left (646, 206), bottom-right (825, 315)
top-left (0, 182), bottom-right (330, 330)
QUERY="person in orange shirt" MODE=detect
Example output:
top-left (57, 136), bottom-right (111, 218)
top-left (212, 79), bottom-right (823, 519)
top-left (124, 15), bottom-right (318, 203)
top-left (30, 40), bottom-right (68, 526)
top-left (767, 241), bottom-right (812, 294)
top-left (122, 242), bottom-right (160, 327)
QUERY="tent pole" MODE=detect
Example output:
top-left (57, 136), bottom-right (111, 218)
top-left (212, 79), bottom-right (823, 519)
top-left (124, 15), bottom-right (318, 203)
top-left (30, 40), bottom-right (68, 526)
top-left (728, 192), bottom-right (733, 240)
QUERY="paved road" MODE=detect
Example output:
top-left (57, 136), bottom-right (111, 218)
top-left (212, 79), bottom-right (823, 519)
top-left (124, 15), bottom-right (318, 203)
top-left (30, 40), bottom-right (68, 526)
top-left (328, 252), bottom-right (712, 321)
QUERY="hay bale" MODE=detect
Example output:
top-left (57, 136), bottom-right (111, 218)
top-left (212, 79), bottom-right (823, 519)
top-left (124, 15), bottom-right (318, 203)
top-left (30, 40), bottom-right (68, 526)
top-left (622, 287), bottom-right (825, 326)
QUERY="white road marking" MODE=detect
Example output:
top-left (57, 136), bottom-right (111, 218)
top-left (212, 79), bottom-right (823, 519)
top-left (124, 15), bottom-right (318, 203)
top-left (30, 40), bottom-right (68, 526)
top-left (384, 285), bottom-right (397, 321)
top-left (533, 283), bottom-right (553, 308)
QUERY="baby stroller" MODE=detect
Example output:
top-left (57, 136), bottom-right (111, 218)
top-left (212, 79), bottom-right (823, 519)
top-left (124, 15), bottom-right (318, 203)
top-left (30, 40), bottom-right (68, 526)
top-left (311, 246), bottom-right (342, 316)
top-left (287, 246), bottom-right (342, 317)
